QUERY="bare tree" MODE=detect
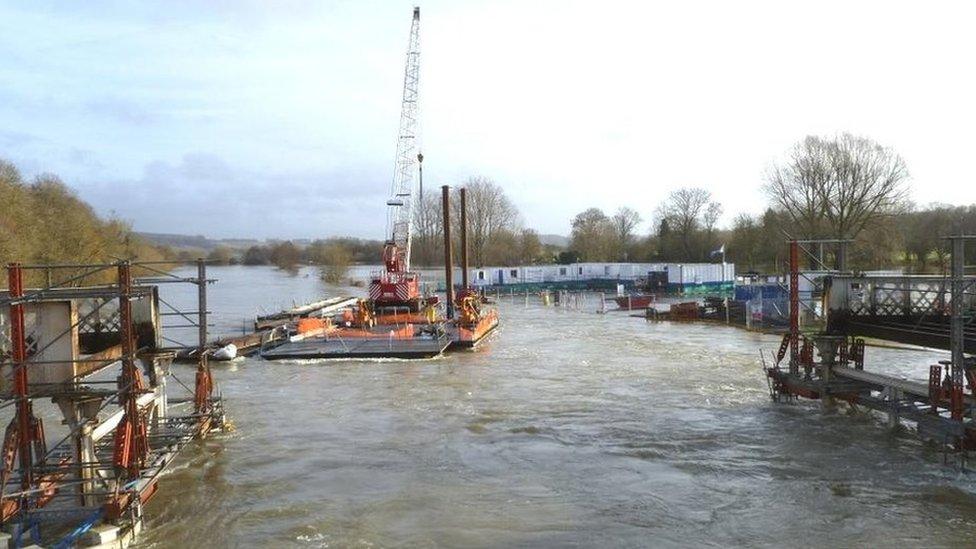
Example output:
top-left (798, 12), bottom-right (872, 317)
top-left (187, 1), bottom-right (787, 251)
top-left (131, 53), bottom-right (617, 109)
top-left (611, 207), bottom-right (642, 260)
top-left (656, 187), bottom-right (718, 260)
top-left (411, 192), bottom-right (443, 267)
top-left (764, 134), bottom-right (909, 239)
top-left (456, 177), bottom-right (519, 266)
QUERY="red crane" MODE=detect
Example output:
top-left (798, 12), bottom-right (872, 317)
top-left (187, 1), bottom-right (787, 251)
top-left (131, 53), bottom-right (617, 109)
top-left (369, 7), bottom-right (423, 311)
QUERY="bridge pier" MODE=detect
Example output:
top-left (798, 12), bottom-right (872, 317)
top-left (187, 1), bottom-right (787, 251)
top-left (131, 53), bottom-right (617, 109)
top-left (884, 386), bottom-right (902, 430)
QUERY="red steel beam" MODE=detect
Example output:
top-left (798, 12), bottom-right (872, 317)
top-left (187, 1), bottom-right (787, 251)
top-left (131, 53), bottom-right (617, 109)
top-left (8, 264), bottom-right (33, 491)
top-left (789, 240), bottom-right (799, 376)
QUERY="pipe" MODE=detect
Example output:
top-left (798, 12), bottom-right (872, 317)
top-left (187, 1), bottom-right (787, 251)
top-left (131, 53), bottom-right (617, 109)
top-left (441, 185), bottom-right (454, 319)
top-left (460, 187), bottom-right (469, 289)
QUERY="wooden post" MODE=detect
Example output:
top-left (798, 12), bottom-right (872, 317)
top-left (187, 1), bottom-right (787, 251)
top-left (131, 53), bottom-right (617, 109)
top-left (441, 185), bottom-right (454, 319)
top-left (460, 187), bottom-right (469, 290)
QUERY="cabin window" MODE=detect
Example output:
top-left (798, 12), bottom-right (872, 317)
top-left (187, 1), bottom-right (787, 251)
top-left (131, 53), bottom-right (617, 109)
top-left (559, 267), bottom-right (566, 276)
top-left (578, 267), bottom-right (583, 275)
top-left (604, 266), bottom-right (610, 275)
top-left (510, 269), bottom-right (518, 278)
top-left (478, 271), bottom-right (485, 280)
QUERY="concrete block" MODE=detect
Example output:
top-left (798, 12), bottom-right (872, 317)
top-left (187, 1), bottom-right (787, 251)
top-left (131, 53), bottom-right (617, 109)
top-left (82, 524), bottom-right (120, 546)
top-left (84, 519), bottom-right (141, 549)
top-left (0, 532), bottom-right (10, 549)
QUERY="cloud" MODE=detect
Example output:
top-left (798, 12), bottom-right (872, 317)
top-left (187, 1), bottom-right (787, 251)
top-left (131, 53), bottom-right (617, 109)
top-left (84, 98), bottom-right (156, 126)
top-left (72, 153), bottom-right (391, 240)
top-left (0, 130), bottom-right (39, 148)
top-left (67, 148), bottom-right (104, 169)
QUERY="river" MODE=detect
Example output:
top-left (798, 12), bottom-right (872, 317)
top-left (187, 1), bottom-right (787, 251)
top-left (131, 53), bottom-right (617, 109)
top-left (132, 266), bottom-right (976, 547)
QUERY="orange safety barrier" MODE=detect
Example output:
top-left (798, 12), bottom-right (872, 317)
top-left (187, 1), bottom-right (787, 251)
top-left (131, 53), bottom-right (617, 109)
top-left (297, 317), bottom-right (331, 334)
top-left (375, 313), bottom-right (430, 325)
top-left (334, 324), bottom-right (416, 339)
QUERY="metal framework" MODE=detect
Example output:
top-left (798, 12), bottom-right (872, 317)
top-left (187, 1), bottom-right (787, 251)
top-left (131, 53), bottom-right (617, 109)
top-left (384, 6), bottom-right (422, 272)
top-left (0, 259), bottom-right (224, 546)
top-left (765, 237), bottom-right (976, 460)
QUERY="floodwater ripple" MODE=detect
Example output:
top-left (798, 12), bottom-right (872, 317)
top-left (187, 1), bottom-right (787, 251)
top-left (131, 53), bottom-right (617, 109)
top-left (135, 266), bottom-right (976, 548)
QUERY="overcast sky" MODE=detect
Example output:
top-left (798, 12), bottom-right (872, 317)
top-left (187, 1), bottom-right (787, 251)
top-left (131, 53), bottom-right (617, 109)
top-left (1, 1), bottom-right (973, 240)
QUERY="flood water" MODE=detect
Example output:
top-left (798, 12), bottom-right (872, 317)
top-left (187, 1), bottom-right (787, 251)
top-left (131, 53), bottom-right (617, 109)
top-left (131, 266), bottom-right (976, 548)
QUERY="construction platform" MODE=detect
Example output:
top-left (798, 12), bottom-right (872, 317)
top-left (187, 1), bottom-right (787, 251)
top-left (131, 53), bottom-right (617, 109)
top-left (0, 260), bottom-right (226, 547)
top-left (763, 237), bottom-right (976, 459)
top-left (261, 332), bottom-right (451, 359)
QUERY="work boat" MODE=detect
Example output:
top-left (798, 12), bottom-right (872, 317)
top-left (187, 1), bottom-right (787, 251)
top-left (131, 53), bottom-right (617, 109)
top-left (614, 293), bottom-right (656, 310)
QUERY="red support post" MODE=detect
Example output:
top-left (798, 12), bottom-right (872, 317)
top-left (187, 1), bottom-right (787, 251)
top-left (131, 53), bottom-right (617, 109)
top-left (111, 262), bottom-right (149, 479)
top-left (1, 263), bottom-right (48, 522)
top-left (9, 264), bottom-right (32, 491)
top-left (789, 240), bottom-right (799, 376)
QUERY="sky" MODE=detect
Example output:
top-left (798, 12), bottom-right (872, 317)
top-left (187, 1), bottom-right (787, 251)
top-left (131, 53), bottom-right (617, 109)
top-left (1, 0), bottom-right (974, 240)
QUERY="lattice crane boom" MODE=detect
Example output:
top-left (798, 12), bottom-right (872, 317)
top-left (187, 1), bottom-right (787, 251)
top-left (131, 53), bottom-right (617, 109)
top-left (384, 6), bottom-right (421, 273)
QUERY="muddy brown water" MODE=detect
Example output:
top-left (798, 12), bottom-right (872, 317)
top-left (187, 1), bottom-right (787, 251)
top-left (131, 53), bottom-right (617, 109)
top-left (12, 266), bottom-right (976, 547)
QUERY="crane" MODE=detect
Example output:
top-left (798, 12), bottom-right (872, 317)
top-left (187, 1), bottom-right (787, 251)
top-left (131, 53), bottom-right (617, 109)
top-left (369, 6), bottom-right (423, 310)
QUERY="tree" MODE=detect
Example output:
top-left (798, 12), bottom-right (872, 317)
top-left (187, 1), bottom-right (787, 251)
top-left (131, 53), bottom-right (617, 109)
top-left (570, 208), bottom-right (615, 261)
top-left (764, 133), bottom-right (909, 240)
top-left (269, 241), bottom-right (301, 269)
top-left (728, 214), bottom-right (762, 271)
top-left (242, 245), bottom-right (270, 265)
top-left (611, 207), bottom-right (642, 260)
top-left (557, 250), bottom-right (581, 264)
top-left (0, 158), bottom-right (170, 286)
top-left (207, 246), bottom-right (235, 265)
top-left (458, 177), bottom-right (520, 266)
top-left (411, 192), bottom-right (443, 267)
top-left (517, 228), bottom-right (543, 264)
top-left (656, 187), bottom-right (721, 261)
top-left (320, 242), bottom-right (352, 283)
top-left (483, 229), bottom-right (520, 265)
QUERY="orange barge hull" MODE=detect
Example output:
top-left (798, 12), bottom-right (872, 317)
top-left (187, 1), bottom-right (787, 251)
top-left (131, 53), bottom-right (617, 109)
top-left (450, 310), bottom-right (499, 349)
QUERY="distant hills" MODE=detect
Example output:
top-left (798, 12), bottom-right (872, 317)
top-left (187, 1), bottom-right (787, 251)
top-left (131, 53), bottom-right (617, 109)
top-left (139, 232), bottom-right (571, 251)
top-left (136, 232), bottom-right (262, 251)
top-left (539, 233), bottom-right (569, 247)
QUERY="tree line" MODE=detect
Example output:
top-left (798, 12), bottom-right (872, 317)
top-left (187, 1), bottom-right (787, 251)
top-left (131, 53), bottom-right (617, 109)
top-left (0, 159), bottom-right (172, 286)
top-left (564, 133), bottom-right (975, 273)
top-left (5, 132), bottom-right (973, 282)
top-left (410, 176), bottom-right (556, 268)
top-left (200, 238), bottom-right (385, 282)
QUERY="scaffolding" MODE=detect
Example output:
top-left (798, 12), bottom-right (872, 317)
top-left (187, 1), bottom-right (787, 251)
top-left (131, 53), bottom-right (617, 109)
top-left (764, 237), bottom-right (976, 461)
top-left (0, 259), bottom-right (224, 546)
